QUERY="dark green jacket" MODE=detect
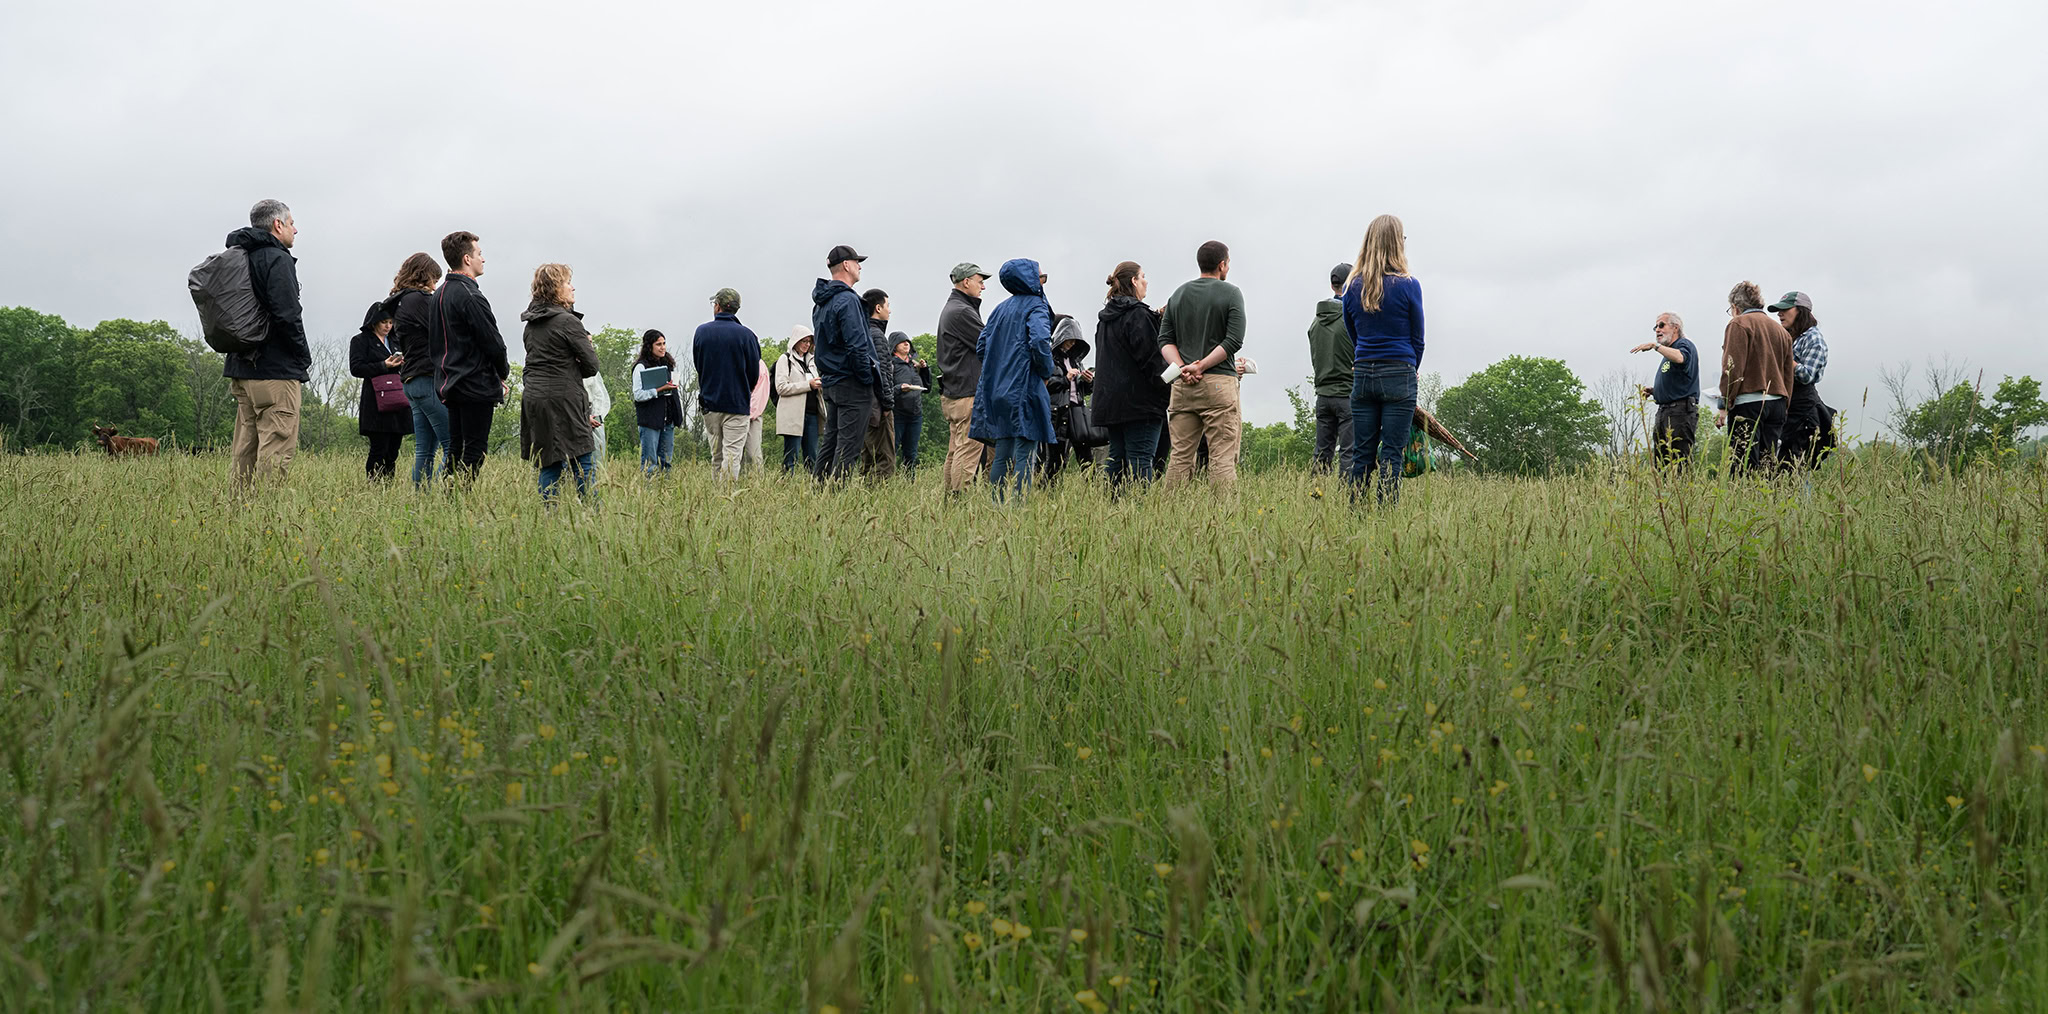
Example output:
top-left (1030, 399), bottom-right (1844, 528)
top-left (1307, 297), bottom-right (1350, 397)
top-left (1157, 277), bottom-right (1244, 377)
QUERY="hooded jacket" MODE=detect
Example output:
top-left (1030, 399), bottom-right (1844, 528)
top-left (772, 347), bottom-right (820, 437)
top-left (430, 272), bottom-right (509, 404)
top-left (220, 227), bottom-right (311, 382)
top-left (1307, 296), bottom-right (1352, 397)
top-left (517, 301), bottom-right (599, 467)
top-left (1091, 295), bottom-right (1170, 427)
top-left (811, 278), bottom-right (880, 390)
top-left (348, 302), bottom-right (411, 436)
top-left (384, 287), bottom-right (435, 382)
top-left (936, 287), bottom-right (984, 399)
top-left (968, 259), bottom-right (1056, 444)
top-left (691, 312), bottom-right (763, 416)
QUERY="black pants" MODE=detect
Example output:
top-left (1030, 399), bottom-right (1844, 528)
top-left (445, 396), bottom-right (496, 481)
top-left (1652, 398), bottom-right (1698, 469)
top-left (365, 432), bottom-right (404, 480)
top-left (1727, 398), bottom-right (1787, 476)
top-left (814, 383), bottom-right (871, 482)
top-left (1313, 394), bottom-right (1354, 475)
top-left (1777, 384), bottom-right (1826, 468)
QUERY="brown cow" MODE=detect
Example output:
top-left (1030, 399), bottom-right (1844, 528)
top-left (92, 426), bottom-right (159, 457)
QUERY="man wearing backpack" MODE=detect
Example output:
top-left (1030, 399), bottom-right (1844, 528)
top-left (222, 199), bottom-right (310, 484)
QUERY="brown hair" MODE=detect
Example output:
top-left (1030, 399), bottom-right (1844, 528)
top-left (1105, 261), bottom-right (1142, 299)
top-left (441, 231), bottom-right (479, 271)
top-left (1196, 241), bottom-right (1229, 274)
top-left (531, 263), bottom-right (573, 306)
top-left (390, 252), bottom-right (443, 294)
top-left (1728, 281), bottom-right (1763, 311)
top-left (1783, 306), bottom-right (1819, 336)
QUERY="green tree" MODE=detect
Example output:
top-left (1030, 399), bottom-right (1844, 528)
top-left (1435, 356), bottom-right (1608, 476)
top-left (0, 306), bottom-right (84, 448)
top-left (1894, 374), bottom-right (2047, 465)
top-left (76, 319), bottom-right (197, 447)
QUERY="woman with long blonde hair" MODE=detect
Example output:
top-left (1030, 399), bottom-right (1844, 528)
top-left (1341, 214), bottom-right (1425, 505)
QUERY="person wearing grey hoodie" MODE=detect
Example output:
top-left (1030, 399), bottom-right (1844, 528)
top-left (1306, 262), bottom-right (1355, 475)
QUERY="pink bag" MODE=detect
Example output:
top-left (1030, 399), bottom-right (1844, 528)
top-left (372, 374), bottom-right (409, 412)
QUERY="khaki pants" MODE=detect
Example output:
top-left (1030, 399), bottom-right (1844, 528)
top-left (743, 416), bottom-right (764, 472)
top-left (1161, 374), bottom-right (1241, 494)
top-left (704, 411), bottom-right (750, 480)
top-left (862, 407), bottom-right (897, 479)
top-left (940, 396), bottom-right (983, 492)
top-left (229, 378), bottom-right (302, 484)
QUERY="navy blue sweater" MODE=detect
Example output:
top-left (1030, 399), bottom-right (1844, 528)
top-left (690, 313), bottom-right (762, 415)
top-left (1342, 274), bottom-right (1425, 368)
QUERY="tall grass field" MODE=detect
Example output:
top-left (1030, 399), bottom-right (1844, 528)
top-left (1, 450), bottom-right (2043, 1012)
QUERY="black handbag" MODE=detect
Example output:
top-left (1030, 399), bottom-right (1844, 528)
top-left (1065, 396), bottom-right (1110, 447)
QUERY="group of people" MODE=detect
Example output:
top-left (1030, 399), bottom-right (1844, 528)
top-left (212, 197), bottom-right (1820, 508)
top-left (1629, 282), bottom-right (1833, 472)
top-left (213, 199), bottom-right (1437, 505)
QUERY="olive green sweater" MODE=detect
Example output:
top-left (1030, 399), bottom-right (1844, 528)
top-left (1157, 277), bottom-right (1245, 378)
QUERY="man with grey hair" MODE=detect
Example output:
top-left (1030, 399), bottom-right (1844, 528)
top-left (222, 199), bottom-right (309, 484)
top-left (692, 287), bottom-right (761, 481)
top-left (1632, 311), bottom-right (1699, 468)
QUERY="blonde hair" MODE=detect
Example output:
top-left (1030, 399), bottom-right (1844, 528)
top-left (531, 263), bottom-right (573, 306)
top-left (1345, 214), bottom-right (1409, 312)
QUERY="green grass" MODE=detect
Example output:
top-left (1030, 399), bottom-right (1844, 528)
top-left (1, 449), bottom-right (2044, 1012)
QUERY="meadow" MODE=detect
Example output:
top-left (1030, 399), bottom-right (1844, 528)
top-left (0, 449), bottom-right (2043, 1012)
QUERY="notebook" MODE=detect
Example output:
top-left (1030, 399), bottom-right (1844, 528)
top-left (639, 365), bottom-right (670, 390)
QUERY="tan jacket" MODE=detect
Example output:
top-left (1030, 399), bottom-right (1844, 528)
top-left (1720, 311), bottom-right (1794, 401)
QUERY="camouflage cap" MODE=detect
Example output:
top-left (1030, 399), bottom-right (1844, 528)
top-left (711, 287), bottom-right (741, 311)
top-left (949, 262), bottom-right (991, 284)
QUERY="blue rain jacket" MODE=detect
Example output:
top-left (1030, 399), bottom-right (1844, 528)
top-left (968, 259), bottom-right (1056, 443)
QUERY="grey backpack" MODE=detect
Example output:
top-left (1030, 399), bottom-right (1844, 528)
top-left (189, 247), bottom-right (270, 355)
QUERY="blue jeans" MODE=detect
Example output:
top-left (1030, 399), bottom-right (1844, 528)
top-left (639, 425), bottom-right (674, 474)
top-left (986, 436), bottom-right (1036, 504)
top-left (405, 376), bottom-right (451, 484)
top-left (1103, 418), bottom-right (1162, 491)
top-left (539, 451), bottom-right (594, 502)
top-left (895, 411), bottom-right (923, 476)
top-left (1346, 360), bottom-right (1418, 505)
top-left (782, 413), bottom-right (820, 472)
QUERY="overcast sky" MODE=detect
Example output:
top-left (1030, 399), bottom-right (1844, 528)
top-left (4, 0), bottom-right (2043, 435)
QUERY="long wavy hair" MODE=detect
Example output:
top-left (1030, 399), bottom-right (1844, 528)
top-left (1345, 215), bottom-right (1409, 312)
top-left (1784, 306), bottom-right (1819, 336)
top-left (638, 329), bottom-right (675, 370)
top-left (390, 252), bottom-right (442, 294)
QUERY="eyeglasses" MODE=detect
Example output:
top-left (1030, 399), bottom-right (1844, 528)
top-left (1653, 322), bottom-right (1668, 330)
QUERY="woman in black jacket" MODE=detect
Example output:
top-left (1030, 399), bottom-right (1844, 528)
top-left (384, 252), bottom-right (444, 484)
top-left (348, 301), bottom-right (410, 481)
top-left (888, 333), bottom-right (933, 477)
top-left (1091, 261), bottom-right (1171, 491)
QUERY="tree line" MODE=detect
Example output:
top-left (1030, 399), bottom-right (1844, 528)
top-left (5, 305), bottom-right (2039, 472)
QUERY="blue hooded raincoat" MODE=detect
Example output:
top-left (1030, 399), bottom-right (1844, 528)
top-left (968, 259), bottom-right (1057, 444)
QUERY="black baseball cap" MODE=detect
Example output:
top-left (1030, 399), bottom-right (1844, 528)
top-left (826, 244), bottom-right (867, 267)
top-left (1330, 263), bottom-right (1352, 289)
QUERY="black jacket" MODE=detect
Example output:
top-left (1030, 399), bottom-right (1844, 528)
top-left (429, 273), bottom-right (508, 404)
top-left (385, 288), bottom-right (435, 382)
top-left (220, 227), bottom-right (311, 382)
top-left (348, 303), bottom-right (411, 436)
top-left (1091, 296), bottom-right (1169, 426)
top-left (935, 287), bottom-right (984, 399)
top-left (892, 356), bottom-right (932, 415)
top-left (633, 360), bottom-right (686, 430)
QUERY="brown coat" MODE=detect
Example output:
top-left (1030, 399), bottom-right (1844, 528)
top-left (517, 302), bottom-right (600, 467)
top-left (1720, 311), bottom-right (1794, 401)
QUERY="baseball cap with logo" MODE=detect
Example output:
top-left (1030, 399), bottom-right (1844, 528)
top-left (826, 245), bottom-right (867, 267)
top-left (1768, 291), bottom-right (1812, 311)
top-left (950, 262), bottom-right (991, 284)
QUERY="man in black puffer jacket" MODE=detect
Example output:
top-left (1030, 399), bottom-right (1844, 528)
top-left (223, 199), bottom-right (311, 484)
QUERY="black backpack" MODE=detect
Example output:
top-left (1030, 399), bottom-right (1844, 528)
top-left (189, 247), bottom-right (270, 355)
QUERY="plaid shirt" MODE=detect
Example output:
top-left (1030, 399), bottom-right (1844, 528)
top-left (1791, 326), bottom-right (1828, 385)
